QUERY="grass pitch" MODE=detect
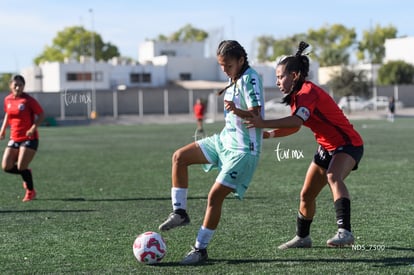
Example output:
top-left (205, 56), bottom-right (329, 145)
top-left (0, 117), bottom-right (413, 274)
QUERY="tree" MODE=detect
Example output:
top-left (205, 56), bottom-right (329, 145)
top-left (356, 24), bottom-right (397, 64)
top-left (256, 35), bottom-right (307, 63)
top-left (155, 24), bottom-right (208, 42)
top-left (327, 67), bottom-right (370, 98)
top-left (256, 35), bottom-right (275, 62)
top-left (377, 60), bottom-right (414, 85)
top-left (34, 26), bottom-right (120, 65)
top-left (0, 73), bottom-right (13, 92)
top-left (307, 24), bottom-right (357, 66)
top-left (255, 24), bottom-right (356, 66)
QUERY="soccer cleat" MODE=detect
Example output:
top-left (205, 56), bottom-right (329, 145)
top-left (180, 246), bottom-right (208, 265)
top-left (326, 228), bottom-right (354, 247)
top-left (158, 211), bottom-right (190, 231)
top-left (22, 187), bottom-right (37, 202)
top-left (278, 235), bottom-right (312, 250)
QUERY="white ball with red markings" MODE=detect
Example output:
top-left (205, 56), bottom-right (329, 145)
top-left (133, 231), bottom-right (167, 264)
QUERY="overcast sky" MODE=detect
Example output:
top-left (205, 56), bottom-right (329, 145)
top-left (1, 0), bottom-right (412, 72)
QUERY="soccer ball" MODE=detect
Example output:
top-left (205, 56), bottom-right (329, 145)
top-left (133, 231), bottom-right (167, 264)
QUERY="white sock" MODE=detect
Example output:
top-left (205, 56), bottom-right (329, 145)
top-left (171, 187), bottom-right (187, 211)
top-left (195, 226), bottom-right (215, 249)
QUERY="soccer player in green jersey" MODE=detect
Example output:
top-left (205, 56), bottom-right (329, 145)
top-left (159, 40), bottom-right (264, 265)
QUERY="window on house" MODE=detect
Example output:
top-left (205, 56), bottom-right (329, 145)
top-left (142, 73), bottom-right (151, 83)
top-left (94, 72), bottom-right (103, 82)
top-left (160, 50), bottom-right (176, 56)
top-left (66, 72), bottom-right (102, 82)
top-left (67, 72), bottom-right (92, 81)
top-left (130, 73), bottom-right (141, 83)
top-left (179, 73), bottom-right (192, 80)
top-left (130, 73), bottom-right (151, 83)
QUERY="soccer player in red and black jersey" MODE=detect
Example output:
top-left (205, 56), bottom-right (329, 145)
top-left (0, 75), bottom-right (44, 202)
top-left (245, 42), bottom-right (364, 249)
top-left (193, 98), bottom-right (206, 132)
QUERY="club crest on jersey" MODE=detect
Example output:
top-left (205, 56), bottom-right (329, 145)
top-left (18, 103), bottom-right (25, 111)
top-left (296, 106), bottom-right (310, 121)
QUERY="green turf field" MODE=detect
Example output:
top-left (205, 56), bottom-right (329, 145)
top-left (0, 117), bottom-right (413, 274)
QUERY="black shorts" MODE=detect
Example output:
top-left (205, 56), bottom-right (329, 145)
top-left (7, 139), bottom-right (39, 151)
top-left (313, 144), bottom-right (363, 170)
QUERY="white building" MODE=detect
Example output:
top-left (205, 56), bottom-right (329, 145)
top-left (21, 40), bottom-right (319, 93)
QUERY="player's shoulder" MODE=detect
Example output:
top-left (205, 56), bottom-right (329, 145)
top-left (242, 67), bottom-right (262, 84)
top-left (4, 93), bottom-right (13, 100)
top-left (21, 93), bottom-right (40, 103)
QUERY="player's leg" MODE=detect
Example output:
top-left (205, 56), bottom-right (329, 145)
top-left (181, 182), bottom-right (233, 265)
top-left (202, 182), bottom-right (233, 229)
top-left (2, 146), bottom-right (19, 173)
top-left (159, 142), bottom-right (209, 231)
top-left (278, 162), bottom-right (327, 249)
top-left (181, 152), bottom-right (257, 264)
top-left (17, 146), bottom-right (37, 201)
top-left (326, 152), bottom-right (356, 247)
top-left (197, 118), bottom-right (203, 131)
top-left (299, 162), bottom-right (328, 219)
top-left (172, 142), bottom-right (209, 188)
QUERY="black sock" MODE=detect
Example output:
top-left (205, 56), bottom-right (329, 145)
top-left (173, 208), bottom-right (187, 217)
top-left (296, 212), bottom-right (312, 238)
top-left (334, 198), bottom-right (351, 231)
top-left (5, 165), bottom-right (20, 174)
top-left (20, 169), bottom-right (34, 190)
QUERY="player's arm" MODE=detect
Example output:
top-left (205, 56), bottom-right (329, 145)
top-left (0, 113), bottom-right (8, 140)
top-left (224, 100), bottom-right (261, 119)
top-left (26, 112), bottom-right (45, 137)
top-left (263, 127), bottom-right (300, 139)
top-left (245, 112), bottom-right (303, 129)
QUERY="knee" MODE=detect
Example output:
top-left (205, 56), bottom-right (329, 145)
top-left (207, 193), bottom-right (224, 209)
top-left (172, 148), bottom-right (187, 167)
top-left (326, 172), bottom-right (341, 186)
top-left (2, 162), bottom-right (12, 172)
top-left (299, 189), bottom-right (313, 203)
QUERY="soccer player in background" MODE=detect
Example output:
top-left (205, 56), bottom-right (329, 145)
top-left (158, 40), bottom-right (264, 264)
top-left (193, 98), bottom-right (206, 132)
top-left (0, 75), bottom-right (44, 202)
top-left (245, 42), bottom-right (364, 249)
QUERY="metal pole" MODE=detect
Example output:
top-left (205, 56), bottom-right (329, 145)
top-left (113, 88), bottom-right (118, 119)
top-left (60, 90), bottom-right (65, 120)
top-left (89, 8), bottom-right (96, 117)
top-left (164, 89), bottom-right (169, 116)
top-left (189, 89), bottom-right (194, 115)
top-left (138, 90), bottom-right (144, 117)
top-left (394, 85), bottom-right (399, 101)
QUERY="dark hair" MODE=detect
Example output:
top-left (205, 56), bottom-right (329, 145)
top-left (216, 40), bottom-right (250, 95)
top-left (10, 74), bottom-right (26, 85)
top-left (278, 41), bottom-right (310, 104)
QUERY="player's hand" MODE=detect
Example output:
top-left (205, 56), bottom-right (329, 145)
top-left (263, 131), bottom-right (271, 139)
top-left (224, 100), bottom-right (236, 113)
top-left (244, 112), bottom-right (265, 128)
top-left (26, 126), bottom-right (36, 137)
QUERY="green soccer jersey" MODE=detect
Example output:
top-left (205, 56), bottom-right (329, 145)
top-left (220, 67), bottom-right (264, 155)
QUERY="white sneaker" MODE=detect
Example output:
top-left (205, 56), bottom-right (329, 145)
top-left (327, 228), bottom-right (354, 247)
top-left (158, 211), bottom-right (190, 231)
top-left (278, 235), bottom-right (312, 250)
top-left (180, 246), bottom-right (208, 265)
